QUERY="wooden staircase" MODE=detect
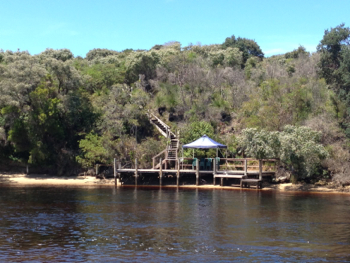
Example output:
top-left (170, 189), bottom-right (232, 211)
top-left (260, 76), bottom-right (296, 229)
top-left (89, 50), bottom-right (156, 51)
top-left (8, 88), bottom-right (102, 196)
top-left (148, 112), bottom-right (179, 169)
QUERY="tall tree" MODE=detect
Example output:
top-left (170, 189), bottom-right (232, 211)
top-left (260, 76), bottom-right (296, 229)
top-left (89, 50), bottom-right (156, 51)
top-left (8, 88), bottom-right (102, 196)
top-left (317, 23), bottom-right (350, 90)
top-left (317, 24), bottom-right (350, 136)
top-left (222, 35), bottom-right (264, 65)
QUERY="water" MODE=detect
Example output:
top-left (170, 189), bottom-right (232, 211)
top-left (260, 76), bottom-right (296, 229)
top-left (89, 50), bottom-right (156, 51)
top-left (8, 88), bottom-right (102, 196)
top-left (0, 186), bottom-right (350, 262)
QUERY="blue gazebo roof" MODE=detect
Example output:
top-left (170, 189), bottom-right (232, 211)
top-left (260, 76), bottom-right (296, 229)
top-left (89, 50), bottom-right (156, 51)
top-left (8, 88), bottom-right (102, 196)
top-left (182, 135), bottom-right (227, 149)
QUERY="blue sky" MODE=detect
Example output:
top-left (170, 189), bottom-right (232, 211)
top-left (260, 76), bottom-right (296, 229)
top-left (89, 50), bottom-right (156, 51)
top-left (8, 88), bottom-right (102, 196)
top-left (1, 0), bottom-right (350, 57)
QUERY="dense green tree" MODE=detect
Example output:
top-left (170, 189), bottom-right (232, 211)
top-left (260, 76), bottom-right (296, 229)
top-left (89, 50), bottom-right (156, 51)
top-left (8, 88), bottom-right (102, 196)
top-left (238, 126), bottom-right (328, 183)
top-left (317, 23), bottom-right (350, 136)
top-left (222, 35), bottom-right (264, 65)
top-left (317, 24), bottom-right (350, 89)
top-left (285, 46), bottom-right (309, 59)
top-left (40, 48), bottom-right (74, 62)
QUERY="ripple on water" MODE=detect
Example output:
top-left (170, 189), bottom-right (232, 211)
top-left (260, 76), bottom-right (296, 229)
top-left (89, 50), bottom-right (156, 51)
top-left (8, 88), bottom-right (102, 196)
top-left (0, 186), bottom-right (350, 262)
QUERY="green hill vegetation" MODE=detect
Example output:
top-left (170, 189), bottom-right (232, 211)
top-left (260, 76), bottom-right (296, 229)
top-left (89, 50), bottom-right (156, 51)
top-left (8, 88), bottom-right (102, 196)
top-left (1, 24), bottom-right (350, 185)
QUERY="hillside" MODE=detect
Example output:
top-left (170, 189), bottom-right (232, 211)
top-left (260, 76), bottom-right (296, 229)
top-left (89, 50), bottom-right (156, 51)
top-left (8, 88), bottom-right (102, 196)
top-left (1, 25), bottom-right (350, 185)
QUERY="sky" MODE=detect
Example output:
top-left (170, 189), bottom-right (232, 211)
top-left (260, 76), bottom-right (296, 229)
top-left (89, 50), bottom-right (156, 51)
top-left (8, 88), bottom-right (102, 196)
top-left (1, 0), bottom-right (350, 57)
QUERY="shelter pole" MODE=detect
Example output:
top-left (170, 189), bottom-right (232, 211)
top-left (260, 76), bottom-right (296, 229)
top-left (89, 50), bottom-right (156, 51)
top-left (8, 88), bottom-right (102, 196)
top-left (182, 149), bottom-right (184, 170)
top-left (159, 158), bottom-right (163, 186)
top-left (216, 148), bottom-right (218, 157)
top-left (118, 161), bottom-right (121, 184)
top-left (196, 158), bottom-right (199, 186)
top-left (213, 159), bottom-right (216, 186)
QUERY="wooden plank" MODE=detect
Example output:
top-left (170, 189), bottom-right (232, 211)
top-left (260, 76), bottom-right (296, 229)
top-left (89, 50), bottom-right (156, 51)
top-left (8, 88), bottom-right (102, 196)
top-left (259, 160), bottom-right (262, 181)
top-left (241, 179), bottom-right (262, 182)
top-left (115, 168), bottom-right (275, 176)
top-left (214, 174), bottom-right (244, 179)
top-left (118, 162), bottom-right (121, 179)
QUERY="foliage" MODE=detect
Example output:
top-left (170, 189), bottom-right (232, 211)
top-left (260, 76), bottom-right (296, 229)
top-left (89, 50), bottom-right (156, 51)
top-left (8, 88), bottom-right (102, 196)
top-left (285, 46), bottom-right (309, 59)
top-left (181, 121), bottom-right (215, 144)
top-left (317, 23), bottom-right (350, 137)
top-left (76, 132), bottom-right (108, 167)
top-left (180, 121), bottom-right (218, 158)
top-left (238, 126), bottom-right (328, 183)
top-left (238, 128), bottom-right (280, 159)
top-left (222, 35), bottom-right (264, 65)
top-left (85, 48), bottom-right (119, 61)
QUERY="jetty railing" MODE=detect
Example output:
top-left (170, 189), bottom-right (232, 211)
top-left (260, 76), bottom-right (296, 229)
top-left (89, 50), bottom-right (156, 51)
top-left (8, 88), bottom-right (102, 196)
top-left (218, 158), bottom-right (278, 173)
top-left (152, 149), bottom-right (167, 169)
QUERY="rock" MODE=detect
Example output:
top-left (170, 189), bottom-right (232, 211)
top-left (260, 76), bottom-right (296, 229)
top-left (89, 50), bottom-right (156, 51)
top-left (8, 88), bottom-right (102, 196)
top-left (86, 169), bottom-right (95, 176)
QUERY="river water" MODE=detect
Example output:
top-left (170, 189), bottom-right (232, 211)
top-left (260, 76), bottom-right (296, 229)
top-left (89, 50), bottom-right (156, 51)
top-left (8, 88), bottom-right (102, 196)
top-left (0, 186), bottom-right (350, 262)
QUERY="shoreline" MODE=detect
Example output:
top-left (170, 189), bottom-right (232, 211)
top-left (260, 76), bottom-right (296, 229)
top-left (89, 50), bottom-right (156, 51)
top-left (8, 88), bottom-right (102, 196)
top-left (1, 172), bottom-right (349, 194)
top-left (0, 173), bottom-right (119, 187)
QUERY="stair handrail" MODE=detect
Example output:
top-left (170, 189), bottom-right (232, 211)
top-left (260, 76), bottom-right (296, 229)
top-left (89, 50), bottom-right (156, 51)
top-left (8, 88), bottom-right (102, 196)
top-left (148, 111), bottom-right (176, 139)
top-left (152, 149), bottom-right (167, 169)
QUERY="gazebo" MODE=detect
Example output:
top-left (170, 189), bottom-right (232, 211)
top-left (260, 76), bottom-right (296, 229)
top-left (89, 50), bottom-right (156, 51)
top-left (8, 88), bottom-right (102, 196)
top-left (182, 135), bottom-right (227, 170)
top-left (182, 134), bottom-right (227, 150)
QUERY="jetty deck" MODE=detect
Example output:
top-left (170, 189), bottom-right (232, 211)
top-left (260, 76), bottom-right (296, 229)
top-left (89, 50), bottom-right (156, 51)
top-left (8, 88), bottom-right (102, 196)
top-left (111, 158), bottom-right (278, 189)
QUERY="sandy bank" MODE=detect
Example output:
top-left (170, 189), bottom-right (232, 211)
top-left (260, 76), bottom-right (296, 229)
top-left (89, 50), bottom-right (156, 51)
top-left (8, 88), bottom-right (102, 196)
top-left (1, 173), bottom-right (350, 193)
top-left (0, 173), bottom-right (120, 187)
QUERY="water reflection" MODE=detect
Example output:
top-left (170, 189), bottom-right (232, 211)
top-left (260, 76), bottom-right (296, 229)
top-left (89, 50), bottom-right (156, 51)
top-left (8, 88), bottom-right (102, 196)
top-left (0, 186), bottom-right (350, 262)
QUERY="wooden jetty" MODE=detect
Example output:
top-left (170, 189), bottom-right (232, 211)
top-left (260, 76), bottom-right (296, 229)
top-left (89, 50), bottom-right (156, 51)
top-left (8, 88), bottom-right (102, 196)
top-left (113, 157), bottom-right (277, 189)
top-left (108, 111), bottom-right (278, 189)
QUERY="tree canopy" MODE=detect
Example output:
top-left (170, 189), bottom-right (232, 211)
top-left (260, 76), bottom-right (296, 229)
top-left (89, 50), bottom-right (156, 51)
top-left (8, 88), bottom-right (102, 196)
top-left (222, 35), bottom-right (264, 65)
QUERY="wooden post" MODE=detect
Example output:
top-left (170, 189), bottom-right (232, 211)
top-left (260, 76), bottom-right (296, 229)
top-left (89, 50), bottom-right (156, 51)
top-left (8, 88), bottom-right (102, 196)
top-left (135, 158), bottom-right (138, 186)
top-left (176, 158), bottom-right (180, 186)
top-left (118, 161), bottom-right (121, 184)
top-left (213, 160), bottom-right (216, 186)
top-left (114, 158), bottom-right (117, 186)
top-left (159, 158), bottom-right (163, 186)
top-left (95, 164), bottom-right (99, 176)
top-left (220, 177), bottom-right (223, 186)
top-left (259, 159), bottom-right (262, 181)
top-left (26, 165), bottom-right (29, 175)
top-left (196, 158), bottom-right (199, 186)
top-left (244, 159), bottom-right (247, 177)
